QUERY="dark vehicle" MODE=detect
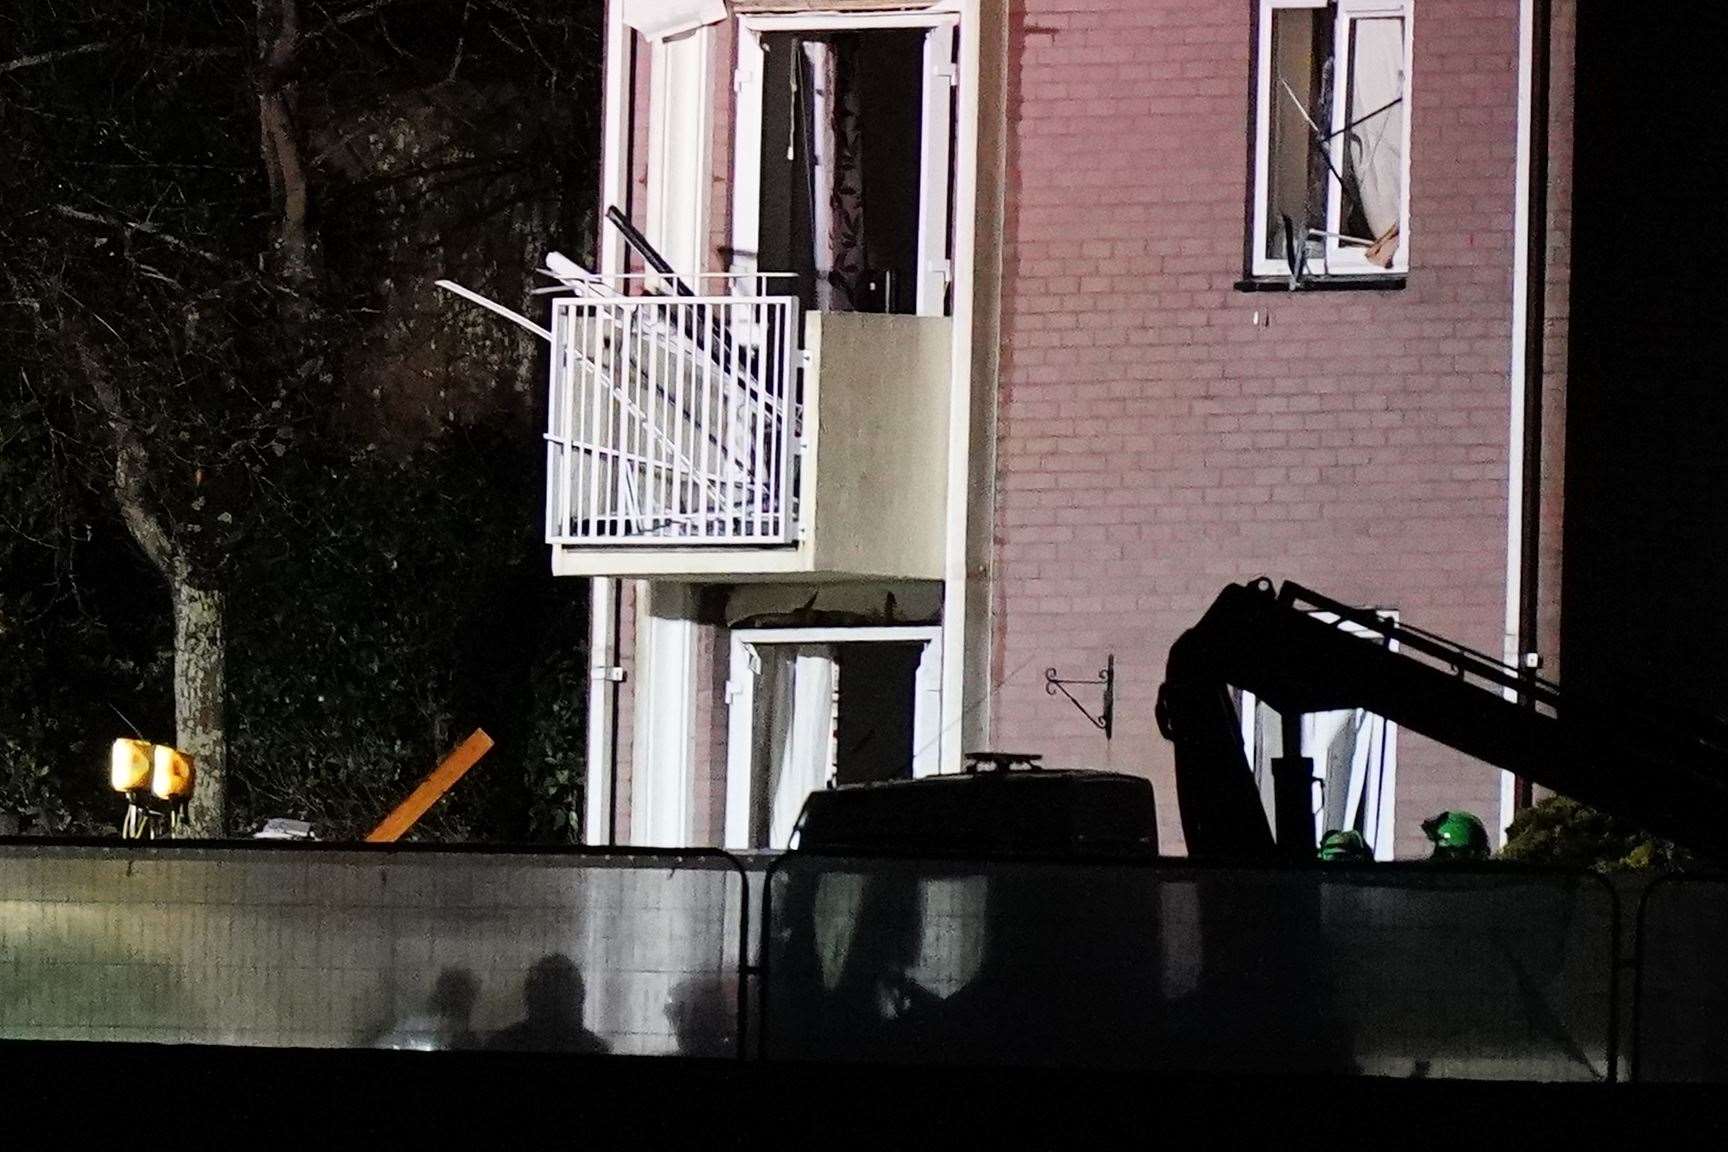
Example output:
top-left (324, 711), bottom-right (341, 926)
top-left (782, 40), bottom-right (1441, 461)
top-left (789, 753), bottom-right (1159, 859)
top-left (769, 755), bottom-right (1169, 1067)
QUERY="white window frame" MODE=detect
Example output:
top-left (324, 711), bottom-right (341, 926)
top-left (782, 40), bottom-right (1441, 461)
top-left (722, 626), bottom-right (944, 850)
top-left (1249, 0), bottom-right (1415, 279)
top-left (729, 10), bottom-right (960, 315)
top-left (1240, 610), bottom-right (1400, 859)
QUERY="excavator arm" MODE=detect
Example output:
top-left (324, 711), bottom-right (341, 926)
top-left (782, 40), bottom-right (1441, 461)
top-left (1156, 579), bottom-right (1728, 860)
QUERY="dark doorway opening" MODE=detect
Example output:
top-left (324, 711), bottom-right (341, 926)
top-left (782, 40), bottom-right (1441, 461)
top-left (834, 641), bottom-right (923, 785)
top-left (756, 28), bottom-right (929, 315)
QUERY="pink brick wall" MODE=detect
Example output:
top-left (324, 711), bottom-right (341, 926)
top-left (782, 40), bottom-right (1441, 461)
top-left (690, 617), bottom-right (732, 845)
top-left (989, 0), bottom-right (1566, 858)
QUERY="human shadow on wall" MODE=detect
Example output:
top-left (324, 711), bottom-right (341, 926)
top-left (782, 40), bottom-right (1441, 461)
top-left (486, 953), bottom-right (609, 1055)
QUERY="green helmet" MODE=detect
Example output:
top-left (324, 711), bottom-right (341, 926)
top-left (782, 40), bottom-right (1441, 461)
top-left (1422, 810), bottom-right (1490, 860)
top-left (1318, 829), bottom-right (1371, 862)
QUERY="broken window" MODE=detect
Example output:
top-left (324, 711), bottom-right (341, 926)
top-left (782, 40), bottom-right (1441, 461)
top-left (1252, 0), bottom-right (1411, 279)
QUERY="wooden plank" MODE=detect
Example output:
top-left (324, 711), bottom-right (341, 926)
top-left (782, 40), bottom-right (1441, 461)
top-left (365, 729), bottom-right (494, 843)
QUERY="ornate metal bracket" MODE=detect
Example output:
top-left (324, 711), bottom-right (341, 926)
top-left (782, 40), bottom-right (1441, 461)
top-left (1044, 654), bottom-right (1114, 740)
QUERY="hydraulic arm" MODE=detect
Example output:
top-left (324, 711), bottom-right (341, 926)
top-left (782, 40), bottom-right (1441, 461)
top-left (1156, 579), bottom-right (1728, 860)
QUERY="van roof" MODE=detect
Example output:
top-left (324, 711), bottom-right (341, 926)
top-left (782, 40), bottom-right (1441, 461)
top-left (790, 769), bottom-right (1159, 858)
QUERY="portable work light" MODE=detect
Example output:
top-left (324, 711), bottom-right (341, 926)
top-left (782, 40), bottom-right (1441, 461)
top-left (150, 744), bottom-right (195, 802)
top-left (110, 738), bottom-right (195, 839)
top-left (110, 739), bottom-right (153, 793)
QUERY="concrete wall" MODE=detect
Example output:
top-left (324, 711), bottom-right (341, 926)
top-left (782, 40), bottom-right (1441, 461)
top-left (808, 312), bottom-right (952, 580)
top-left (988, 0), bottom-right (1571, 857)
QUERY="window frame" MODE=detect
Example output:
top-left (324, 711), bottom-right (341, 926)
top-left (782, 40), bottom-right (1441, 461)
top-left (1249, 0), bottom-right (1415, 281)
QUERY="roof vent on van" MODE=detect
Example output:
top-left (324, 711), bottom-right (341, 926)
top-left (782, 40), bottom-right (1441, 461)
top-left (962, 751), bottom-right (1044, 774)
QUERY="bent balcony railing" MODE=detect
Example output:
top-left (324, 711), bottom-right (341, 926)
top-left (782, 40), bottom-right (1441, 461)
top-left (546, 280), bottom-right (801, 547)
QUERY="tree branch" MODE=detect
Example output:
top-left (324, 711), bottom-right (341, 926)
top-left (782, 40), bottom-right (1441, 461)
top-left (259, 0), bottom-right (313, 288)
top-left (0, 42), bottom-right (115, 75)
top-left (0, 40), bottom-right (240, 76)
top-left (323, 0), bottom-right (430, 31)
top-left (76, 341), bottom-right (177, 577)
top-left (50, 204), bottom-right (226, 266)
top-left (264, 0), bottom-right (302, 74)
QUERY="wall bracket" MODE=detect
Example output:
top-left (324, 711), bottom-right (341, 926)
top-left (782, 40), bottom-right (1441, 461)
top-left (1044, 654), bottom-right (1115, 740)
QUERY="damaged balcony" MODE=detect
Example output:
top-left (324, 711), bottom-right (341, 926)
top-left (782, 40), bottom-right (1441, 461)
top-left (544, 278), bottom-right (951, 582)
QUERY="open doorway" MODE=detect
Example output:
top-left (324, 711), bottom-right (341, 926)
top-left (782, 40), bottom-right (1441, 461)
top-left (1236, 611), bottom-right (1400, 859)
top-left (724, 627), bottom-right (942, 850)
top-left (734, 17), bottom-right (957, 317)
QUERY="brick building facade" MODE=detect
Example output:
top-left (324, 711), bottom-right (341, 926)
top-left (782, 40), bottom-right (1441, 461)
top-left (988, 0), bottom-right (1572, 856)
top-left (559, 0), bottom-right (1571, 860)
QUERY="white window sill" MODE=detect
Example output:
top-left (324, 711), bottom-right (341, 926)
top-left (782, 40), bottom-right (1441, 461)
top-left (1234, 272), bottom-right (1408, 293)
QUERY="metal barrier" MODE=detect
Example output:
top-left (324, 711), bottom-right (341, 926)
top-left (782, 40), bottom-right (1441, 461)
top-left (1631, 873), bottom-right (1728, 1081)
top-left (0, 843), bottom-right (748, 1057)
top-left (0, 841), bottom-right (1681, 1081)
top-left (760, 856), bottom-right (1621, 1081)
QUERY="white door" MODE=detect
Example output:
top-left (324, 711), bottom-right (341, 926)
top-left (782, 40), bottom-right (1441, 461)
top-left (915, 20), bottom-right (957, 315)
top-left (723, 627), bottom-right (942, 850)
top-left (729, 17), bottom-right (958, 316)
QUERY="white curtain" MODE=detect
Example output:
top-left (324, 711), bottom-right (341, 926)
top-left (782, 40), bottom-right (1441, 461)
top-left (800, 42), bottom-right (840, 312)
top-left (758, 644), bottom-right (837, 848)
top-left (1347, 17), bottom-right (1405, 242)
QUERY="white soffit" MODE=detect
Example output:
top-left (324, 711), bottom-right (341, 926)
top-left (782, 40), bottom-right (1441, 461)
top-left (620, 0), bottom-right (727, 41)
top-left (734, 1), bottom-right (941, 11)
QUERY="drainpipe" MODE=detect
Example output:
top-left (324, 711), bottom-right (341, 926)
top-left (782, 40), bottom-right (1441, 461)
top-left (584, 1), bottom-right (633, 847)
top-left (1516, 0), bottom-right (1553, 815)
top-left (1500, 0), bottom-right (1553, 838)
top-left (585, 578), bottom-right (623, 847)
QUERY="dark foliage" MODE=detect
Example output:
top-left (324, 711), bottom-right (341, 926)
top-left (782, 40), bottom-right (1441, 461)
top-left (225, 429), bottom-right (588, 841)
top-left (1500, 795), bottom-right (1692, 873)
top-left (0, 1), bottom-right (600, 839)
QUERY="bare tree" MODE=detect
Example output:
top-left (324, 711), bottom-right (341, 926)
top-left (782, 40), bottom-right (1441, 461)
top-left (5, 2), bottom-right (335, 834)
top-left (2, 0), bottom-right (597, 836)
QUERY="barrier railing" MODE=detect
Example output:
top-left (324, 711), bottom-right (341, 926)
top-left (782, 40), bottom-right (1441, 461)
top-left (760, 856), bottom-right (1620, 1081)
top-left (0, 843), bottom-right (748, 1057)
top-left (16, 841), bottom-right (1728, 1082)
top-left (546, 291), bottom-right (800, 546)
top-left (1631, 873), bottom-right (1728, 1082)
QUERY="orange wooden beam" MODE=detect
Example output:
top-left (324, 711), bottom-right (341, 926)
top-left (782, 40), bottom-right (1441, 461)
top-left (365, 729), bottom-right (494, 843)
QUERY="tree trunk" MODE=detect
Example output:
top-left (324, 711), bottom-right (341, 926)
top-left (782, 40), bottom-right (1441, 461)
top-left (173, 574), bottom-right (227, 837)
top-left (85, 345), bottom-right (231, 837)
top-left (258, 0), bottom-right (312, 292)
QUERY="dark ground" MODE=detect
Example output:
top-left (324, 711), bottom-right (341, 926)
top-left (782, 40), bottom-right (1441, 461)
top-left (6, 1042), bottom-right (1726, 1147)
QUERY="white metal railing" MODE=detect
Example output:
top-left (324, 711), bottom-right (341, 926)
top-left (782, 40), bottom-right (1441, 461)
top-left (546, 278), bottom-right (800, 547)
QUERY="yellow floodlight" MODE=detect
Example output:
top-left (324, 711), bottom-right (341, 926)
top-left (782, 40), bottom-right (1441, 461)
top-left (150, 745), bottom-right (195, 802)
top-left (111, 739), bottom-right (153, 793)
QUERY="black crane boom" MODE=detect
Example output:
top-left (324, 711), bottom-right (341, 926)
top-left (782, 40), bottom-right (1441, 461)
top-left (1156, 579), bottom-right (1728, 860)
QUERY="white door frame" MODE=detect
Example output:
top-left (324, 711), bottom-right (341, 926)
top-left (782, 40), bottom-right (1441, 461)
top-left (728, 10), bottom-right (960, 315)
top-left (1240, 611), bottom-right (1400, 860)
top-left (630, 584), bottom-right (700, 847)
top-left (723, 625), bottom-right (944, 849)
top-left (646, 26), bottom-right (712, 281)
top-left (726, 3), bottom-right (981, 778)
